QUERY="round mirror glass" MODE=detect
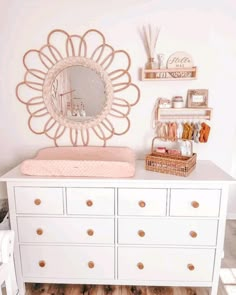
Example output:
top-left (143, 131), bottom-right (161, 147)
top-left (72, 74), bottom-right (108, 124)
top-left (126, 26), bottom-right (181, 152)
top-left (51, 65), bottom-right (106, 122)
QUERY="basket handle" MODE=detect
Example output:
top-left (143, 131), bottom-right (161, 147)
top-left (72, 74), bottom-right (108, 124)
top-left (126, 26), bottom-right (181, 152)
top-left (151, 136), bottom-right (160, 153)
top-left (151, 136), bottom-right (193, 155)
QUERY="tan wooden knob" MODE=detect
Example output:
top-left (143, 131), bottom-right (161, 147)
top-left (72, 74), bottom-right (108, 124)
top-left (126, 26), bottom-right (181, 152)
top-left (137, 262), bottom-right (144, 270)
top-left (139, 201), bottom-right (146, 208)
top-left (187, 264), bottom-right (195, 271)
top-left (138, 230), bottom-right (145, 237)
top-left (86, 200), bottom-right (93, 207)
top-left (36, 228), bottom-right (43, 235)
top-left (38, 260), bottom-right (46, 268)
top-left (87, 229), bottom-right (94, 236)
top-left (191, 201), bottom-right (199, 208)
top-left (34, 198), bottom-right (41, 206)
top-left (189, 231), bottom-right (197, 238)
top-left (88, 261), bottom-right (95, 269)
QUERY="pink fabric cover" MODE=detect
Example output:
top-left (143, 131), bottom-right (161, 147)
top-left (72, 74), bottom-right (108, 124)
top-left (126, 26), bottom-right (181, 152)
top-left (20, 146), bottom-right (136, 178)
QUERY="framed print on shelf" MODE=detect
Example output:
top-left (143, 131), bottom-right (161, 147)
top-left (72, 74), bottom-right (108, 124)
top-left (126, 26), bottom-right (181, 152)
top-left (187, 89), bottom-right (208, 108)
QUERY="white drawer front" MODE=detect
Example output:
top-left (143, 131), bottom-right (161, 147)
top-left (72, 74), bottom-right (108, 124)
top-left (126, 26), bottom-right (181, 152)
top-left (118, 218), bottom-right (218, 246)
top-left (118, 188), bottom-right (167, 216)
top-left (15, 187), bottom-right (63, 215)
top-left (170, 189), bottom-right (221, 217)
top-left (18, 217), bottom-right (114, 244)
top-left (118, 247), bottom-right (215, 282)
top-left (67, 188), bottom-right (114, 215)
top-left (21, 245), bottom-right (114, 279)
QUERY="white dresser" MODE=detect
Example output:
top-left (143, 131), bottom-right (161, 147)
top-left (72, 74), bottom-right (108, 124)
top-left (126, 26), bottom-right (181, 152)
top-left (0, 160), bottom-right (234, 295)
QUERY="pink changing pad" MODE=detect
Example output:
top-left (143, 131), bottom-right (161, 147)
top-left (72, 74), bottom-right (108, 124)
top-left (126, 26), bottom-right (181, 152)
top-left (20, 146), bottom-right (136, 178)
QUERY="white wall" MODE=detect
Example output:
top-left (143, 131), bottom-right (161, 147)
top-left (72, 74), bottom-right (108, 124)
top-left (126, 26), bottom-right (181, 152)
top-left (0, 0), bottom-right (236, 217)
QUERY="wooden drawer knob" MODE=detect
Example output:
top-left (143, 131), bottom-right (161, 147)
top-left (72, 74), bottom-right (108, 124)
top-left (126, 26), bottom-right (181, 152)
top-left (87, 229), bottom-right (94, 236)
top-left (139, 201), bottom-right (146, 208)
top-left (187, 264), bottom-right (195, 271)
top-left (191, 201), bottom-right (199, 208)
top-left (88, 261), bottom-right (95, 268)
top-left (34, 198), bottom-right (41, 206)
top-left (189, 231), bottom-right (197, 238)
top-left (86, 200), bottom-right (93, 207)
top-left (138, 230), bottom-right (145, 237)
top-left (38, 260), bottom-right (46, 268)
top-left (36, 228), bottom-right (43, 235)
top-left (137, 262), bottom-right (144, 270)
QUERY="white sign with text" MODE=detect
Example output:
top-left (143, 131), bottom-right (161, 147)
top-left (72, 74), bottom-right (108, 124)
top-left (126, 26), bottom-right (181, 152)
top-left (166, 51), bottom-right (193, 68)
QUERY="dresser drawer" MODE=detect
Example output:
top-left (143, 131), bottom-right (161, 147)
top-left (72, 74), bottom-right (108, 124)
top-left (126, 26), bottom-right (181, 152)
top-left (118, 188), bottom-right (167, 216)
top-left (170, 189), bottom-right (221, 217)
top-left (18, 217), bottom-right (114, 244)
top-left (118, 218), bottom-right (218, 246)
top-left (15, 187), bottom-right (63, 214)
top-left (118, 247), bottom-right (215, 282)
top-left (67, 188), bottom-right (114, 215)
top-left (20, 245), bottom-right (114, 279)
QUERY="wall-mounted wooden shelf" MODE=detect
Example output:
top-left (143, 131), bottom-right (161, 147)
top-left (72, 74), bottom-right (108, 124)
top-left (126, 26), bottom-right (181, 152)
top-left (156, 107), bottom-right (212, 121)
top-left (141, 67), bottom-right (197, 81)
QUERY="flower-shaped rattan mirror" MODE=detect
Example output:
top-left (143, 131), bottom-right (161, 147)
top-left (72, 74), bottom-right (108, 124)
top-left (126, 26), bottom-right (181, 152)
top-left (16, 29), bottom-right (140, 146)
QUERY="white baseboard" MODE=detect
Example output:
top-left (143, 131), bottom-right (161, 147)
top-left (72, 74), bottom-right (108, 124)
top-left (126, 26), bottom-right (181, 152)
top-left (227, 213), bottom-right (236, 219)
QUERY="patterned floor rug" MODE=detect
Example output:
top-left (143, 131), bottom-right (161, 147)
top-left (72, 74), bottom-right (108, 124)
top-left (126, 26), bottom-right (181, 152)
top-left (26, 284), bottom-right (206, 295)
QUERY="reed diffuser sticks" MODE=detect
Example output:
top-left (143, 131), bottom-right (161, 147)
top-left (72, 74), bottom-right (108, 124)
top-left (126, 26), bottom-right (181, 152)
top-left (141, 25), bottom-right (160, 78)
top-left (143, 25), bottom-right (160, 60)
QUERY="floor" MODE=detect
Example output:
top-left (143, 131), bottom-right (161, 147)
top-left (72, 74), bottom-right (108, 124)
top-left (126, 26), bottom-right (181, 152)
top-left (219, 220), bottom-right (236, 294)
top-left (24, 220), bottom-right (236, 295)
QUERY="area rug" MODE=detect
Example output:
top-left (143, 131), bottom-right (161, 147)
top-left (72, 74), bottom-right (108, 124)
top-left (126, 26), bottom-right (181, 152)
top-left (26, 284), bottom-right (202, 295)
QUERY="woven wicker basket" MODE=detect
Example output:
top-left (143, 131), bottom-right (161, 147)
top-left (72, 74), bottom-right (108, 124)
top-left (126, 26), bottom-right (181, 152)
top-left (145, 137), bottom-right (197, 177)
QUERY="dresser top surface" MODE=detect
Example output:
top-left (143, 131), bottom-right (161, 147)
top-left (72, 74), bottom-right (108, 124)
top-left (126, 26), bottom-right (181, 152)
top-left (0, 160), bottom-right (234, 184)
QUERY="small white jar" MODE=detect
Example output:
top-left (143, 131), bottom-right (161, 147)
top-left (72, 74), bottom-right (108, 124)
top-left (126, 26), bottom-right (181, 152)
top-left (172, 96), bottom-right (184, 108)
